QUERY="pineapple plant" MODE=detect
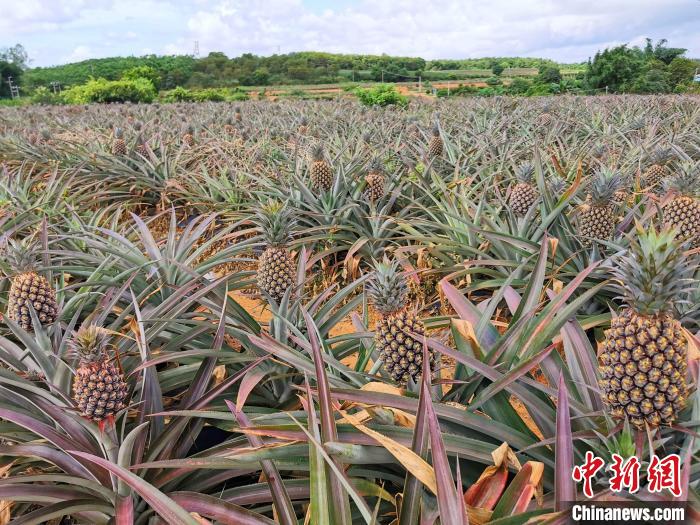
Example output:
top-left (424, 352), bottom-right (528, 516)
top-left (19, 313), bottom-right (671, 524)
top-left (134, 134), bottom-right (148, 157)
top-left (663, 162), bottom-right (700, 248)
top-left (427, 124), bottom-right (443, 158)
top-left (111, 127), bottom-right (127, 155)
top-left (4, 239), bottom-right (58, 331)
top-left (309, 144), bottom-right (333, 191)
top-left (643, 147), bottom-right (673, 190)
top-left (508, 163), bottom-right (538, 217)
top-left (578, 168), bottom-right (623, 246)
top-left (71, 325), bottom-right (129, 423)
top-left (234, 106), bottom-right (242, 122)
top-left (256, 201), bottom-right (296, 304)
top-left (224, 117), bottom-right (235, 136)
top-left (182, 125), bottom-right (195, 147)
top-left (366, 258), bottom-right (435, 384)
top-left (363, 158), bottom-right (386, 202)
top-left (599, 225), bottom-right (694, 429)
top-left (298, 117), bottom-right (308, 134)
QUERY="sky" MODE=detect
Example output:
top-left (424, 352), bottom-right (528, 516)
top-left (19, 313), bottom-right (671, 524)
top-left (2, 0), bottom-right (700, 67)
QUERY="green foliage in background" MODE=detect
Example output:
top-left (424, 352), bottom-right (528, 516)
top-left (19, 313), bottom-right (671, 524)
top-left (355, 84), bottom-right (408, 107)
top-left (61, 77), bottom-right (157, 104)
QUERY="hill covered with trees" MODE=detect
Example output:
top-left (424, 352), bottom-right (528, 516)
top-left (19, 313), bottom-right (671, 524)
top-left (1, 39), bottom-right (697, 104)
top-left (21, 51), bottom-right (579, 90)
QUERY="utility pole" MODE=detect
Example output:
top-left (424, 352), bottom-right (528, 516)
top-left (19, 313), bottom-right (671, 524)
top-left (418, 76), bottom-right (421, 91)
top-left (50, 81), bottom-right (61, 94)
top-left (381, 70), bottom-right (384, 83)
top-left (6, 76), bottom-right (19, 99)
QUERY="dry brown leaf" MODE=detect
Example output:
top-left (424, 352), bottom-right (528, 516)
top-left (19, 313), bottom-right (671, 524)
top-left (360, 382), bottom-right (405, 396)
top-left (338, 409), bottom-right (438, 495)
top-left (685, 329), bottom-right (700, 361)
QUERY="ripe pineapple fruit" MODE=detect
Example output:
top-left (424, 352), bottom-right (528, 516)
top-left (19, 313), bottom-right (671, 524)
top-left (663, 162), bottom-right (700, 248)
top-left (134, 134), bottom-right (148, 157)
top-left (256, 201), bottom-right (296, 304)
top-left (5, 239), bottom-right (58, 331)
top-left (599, 225), bottom-right (694, 430)
top-left (71, 325), bottom-right (128, 423)
top-left (508, 163), bottom-right (538, 217)
top-left (111, 127), bottom-right (127, 156)
top-left (367, 258), bottom-right (435, 384)
top-left (298, 117), bottom-right (308, 135)
top-left (578, 168), bottom-right (623, 246)
top-left (234, 106), bottom-right (242, 122)
top-left (427, 124), bottom-right (443, 158)
top-left (363, 158), bottom-right (386, 202)
top-left (309, 144), bottom-right (333, 192)
top-left (642, 147), bottom-right (673, 191)
top-left (224, 117), bottom-right (235, 136)
top-left (182, 125), bottom-right (195, 147)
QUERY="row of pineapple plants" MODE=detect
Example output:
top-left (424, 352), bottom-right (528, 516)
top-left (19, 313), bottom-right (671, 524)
top-left (0, 95), bottom-right (697, 523)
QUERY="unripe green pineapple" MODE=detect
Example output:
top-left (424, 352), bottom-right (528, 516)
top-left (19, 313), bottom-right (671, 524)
top-left (71, 325), bottom-right (129, 423)
top-left (111, 127), bottom-right (127, 156)
top-left (578, 168), bottom-right (623, 246)
top-left (599, 225), bottom-right (694, 430)
top-left (663, 162), bottom-right (700, 248)
top-left (367, 258), bottom-right (435, 384)
top-left (4, 239), bottom-right (58, 331)
top-left (427, 124), bottom-right (443, 158)
top-left (508, 163), bottom-right (538, 216)
top-left (643, 147), bottom-right (673, 191)
top-left (363, 158), bottom-right (386, 202)
top-left (309, 144), bottom-right (333, 191)
top-left (255, 201), bottom-right (296, 304)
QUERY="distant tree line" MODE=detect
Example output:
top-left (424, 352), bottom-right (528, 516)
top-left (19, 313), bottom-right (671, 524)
top-left (1, 39), bottom-right (697, 102)
top-left (585, 39), bottom-right (698, 93)
top-left (18, 50), bottom-right (582, 92)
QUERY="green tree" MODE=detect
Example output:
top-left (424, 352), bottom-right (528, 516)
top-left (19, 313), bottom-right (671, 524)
top-left (537, 65), bottom-right (561, 84)
top-left (586, 45), bottom-right (644, 91)
top-left (122, 65), bottom-right (161, 88)
top-left (491, 62), bottom-right (504, 76)
top-left (667, 57), bottom-right (697, 87)
top-left (0, 44), bottom-right (30, 69)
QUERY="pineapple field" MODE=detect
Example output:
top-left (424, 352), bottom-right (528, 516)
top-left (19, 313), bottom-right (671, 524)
top-left (0, 94), bottom-right (698, 524)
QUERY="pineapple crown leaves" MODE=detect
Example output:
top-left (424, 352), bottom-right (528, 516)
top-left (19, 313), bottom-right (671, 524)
top-left (589, 168), bottom-right (624, 205)
top-left (309, 143), bottom-right (326, 163)
top-left (367, 157), bottom-right (385, 175)
top-left (430, 123), bottom-right (440, 137)
top-left (663, 161), bottom-right (700, 196)
top-left (514, 162), bottom-right (535, 184)
top-left (612, 223), bottom-right (697, 316)
top-left (1, 237), bottom-right (40, 275)
top-left (254, 200), bottom-right (296, 247)
top-left (113, 127), bottom-right (124, 139)
top-left (366, 257), bottom-right (409, 315)
top-left (647, 146), bottom-right (674, 166)
top-left (68, 325), bottom-right (112, 364)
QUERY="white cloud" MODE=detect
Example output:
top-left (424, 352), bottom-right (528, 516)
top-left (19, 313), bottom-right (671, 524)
top-left (180, 0), bottom-right (700, 62)
top-left (61, 45), bottom-right (94, 63)
top-left (2, 0), bottom-right (700, 66)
